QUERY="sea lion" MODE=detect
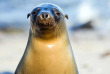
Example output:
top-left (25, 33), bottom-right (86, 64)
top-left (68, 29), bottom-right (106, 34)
top-left (15, 3), bottom-right (78, 74)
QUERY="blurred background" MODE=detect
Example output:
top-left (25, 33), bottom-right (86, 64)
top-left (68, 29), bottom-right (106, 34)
top-left (0, 0), bottom-right (110, 74)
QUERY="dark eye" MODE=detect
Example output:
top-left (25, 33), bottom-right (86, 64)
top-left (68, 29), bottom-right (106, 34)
top-left (53, 8), bottom-right (60, 16)
top-left (55, 12), bottom-right (60, 16)
top-left (32, 11), bottom-right (36, 15)
top-left (31, 8), bottom-right (40, 15)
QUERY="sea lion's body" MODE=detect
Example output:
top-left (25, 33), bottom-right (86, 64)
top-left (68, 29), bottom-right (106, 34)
top-left (15, 3), bottom-right (78, 74)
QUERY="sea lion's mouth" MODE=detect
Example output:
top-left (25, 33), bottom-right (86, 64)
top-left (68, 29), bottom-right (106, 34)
top-left (36, 18), bottom-right (56, 29)
top-left (38, 23), bottom-right (53, 28)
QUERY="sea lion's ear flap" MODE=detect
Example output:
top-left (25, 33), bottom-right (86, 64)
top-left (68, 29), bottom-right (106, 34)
top-left (64, 14), bottom-right (69, 19)
top-left (27, 13), bottom-right (30, 19)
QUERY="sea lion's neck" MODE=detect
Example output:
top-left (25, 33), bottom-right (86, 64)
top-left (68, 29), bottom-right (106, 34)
top-left (23, 28), bottom-right (70, 65)
top-left (25, 26), bottom-right (70, 53)
top-left (29, 28), bottom-right (69, 47)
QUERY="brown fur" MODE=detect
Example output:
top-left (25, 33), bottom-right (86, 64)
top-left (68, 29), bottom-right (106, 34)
top-left (15, 31), bottom-right (78, 74)
top-left (15, 3), bottom-right (78, 74)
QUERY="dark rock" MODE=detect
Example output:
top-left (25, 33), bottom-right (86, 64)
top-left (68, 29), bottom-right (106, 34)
top-left (70, 21), bottom-right (94, 31)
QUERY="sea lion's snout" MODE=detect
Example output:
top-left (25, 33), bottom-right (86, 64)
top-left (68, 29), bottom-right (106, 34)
top-left (39, 12), bottom-right (50, 20)
top-left (37, 11), bottom-right (54, 28)
top-left (36, 11), bottom-right (55, 29)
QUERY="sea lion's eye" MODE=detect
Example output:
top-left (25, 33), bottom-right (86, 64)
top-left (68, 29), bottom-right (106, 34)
top-left (31, 8), bottom-right (40, 15)
top-left (53, 8), bottom-right (60, 16)
top-left (32, 11), bottom-right (36, 15)
top-left (55, 12), bottom-right (60, 16)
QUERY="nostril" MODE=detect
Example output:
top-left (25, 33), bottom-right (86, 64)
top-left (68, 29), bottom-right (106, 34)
top-left (45, 14), bottom-right (48, 18)
top-left (42, 14), bottom-right (45, 19)
top-left (40, 12), bottom-right (49, 19)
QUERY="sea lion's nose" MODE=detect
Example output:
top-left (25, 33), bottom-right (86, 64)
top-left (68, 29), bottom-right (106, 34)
top-left (40, 12), bottom-right (50, 20)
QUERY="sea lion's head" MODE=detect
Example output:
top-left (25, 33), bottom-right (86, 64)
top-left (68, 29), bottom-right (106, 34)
top-left (27, 3), bottom-right (68, 39)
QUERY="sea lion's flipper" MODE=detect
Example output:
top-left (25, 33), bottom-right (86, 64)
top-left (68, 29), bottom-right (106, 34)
top-left (27, 13), bottom-right (30, 19)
